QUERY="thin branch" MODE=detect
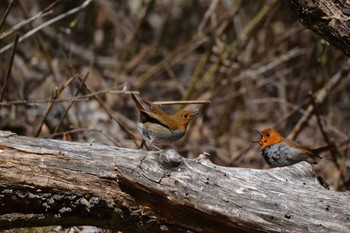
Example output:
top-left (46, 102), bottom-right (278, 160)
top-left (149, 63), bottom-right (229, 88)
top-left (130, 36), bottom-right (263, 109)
top-left (287, 64), bottom-right (350, 140)
top-left (34, 75), bottom-right (78, 137)
top-left (0, 0), bottom-right (59, 40)
top-left (151, 100), bottom-right (211, 105)
top-left (309, 92), bottom-right (345, 189)
top-left (200, 0), bottom-right (279, 85)
top-left (0, 34), bottom-right (19, 102)
top-left (137, 36), bottom-right (209, 87)
top-left (120, 0), bottom-right (155, 60)
top-left (76, 76), bottom-right (139, 147)
top-left (309, 92), bottom-right (334, 148)
top-left (197, 0), bottom-right (219, 33)
top-left (0, 90), bottom-right (139, 106)
top-left (0, 11), bottom-right (52, 40)
top-left (0, 0), bottom-right (93, 55)
top-left (0, 0), bottom-right (14, 32)
top-left (53, 72), bottom-right (90, 135)
top-left (0, 98), bottom-right (88, 106)
top-left (18, 1), bottom-right (60, 85)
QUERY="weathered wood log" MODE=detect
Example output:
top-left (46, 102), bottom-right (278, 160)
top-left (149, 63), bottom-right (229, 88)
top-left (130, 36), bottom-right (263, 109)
top-left (289, 0), bottom-right (350, 56)
top-left (0, 130), bottom-right (349, 232)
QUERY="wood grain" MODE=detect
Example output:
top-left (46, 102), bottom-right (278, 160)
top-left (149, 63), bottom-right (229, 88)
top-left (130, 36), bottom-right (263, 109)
top-left (290, 0), bottom-right (350, 56)
top-left (0, 130), bottom-right (349, 232)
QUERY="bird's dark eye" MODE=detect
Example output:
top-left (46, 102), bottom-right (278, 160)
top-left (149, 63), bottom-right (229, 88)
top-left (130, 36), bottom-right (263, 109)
top-left (183, 114), bottom-right (189, 118)
top-left (266, 133), bottom-right (270, 137)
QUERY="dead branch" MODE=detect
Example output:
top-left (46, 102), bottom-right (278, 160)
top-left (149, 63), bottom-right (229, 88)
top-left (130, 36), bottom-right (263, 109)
top-left (0, 0), bottom-right (14, 32)
top-left (287, 63), bottom-right (350, 140)
top-left (0, 0), bottom-right (93, 55)
top-left (0, 34), bottom-right (19, 102)
top-left (0, 130), bottom-right (349, 232)
top-left (289, 0), bottom-right (350, 57)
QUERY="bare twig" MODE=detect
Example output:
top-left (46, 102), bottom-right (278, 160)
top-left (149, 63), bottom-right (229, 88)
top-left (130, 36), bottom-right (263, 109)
top-left (231, 48), bottom-right (305, 84)
top-left (18, 1), bottom-right (60, 85)
top-left (151, 100), bottom-right (211, 105)
top-left (120, 0), bottom-right (155, 60)
top-left (0, 98), bottom-right (88, 106)
top-left (309, 92), bottom-right (345, 189)
top-left (137, 35), bottom-right (209, 87)
top-left (53, 72), bottom-right (90, 135)
top-left (0, 0), bottom-right (59, 40)
top-left (163, 61), bottom-right (186, 95)
top-left (197, 0), bottom-right (219, 33)
top-left (0, 11), bottom-right (52, 40)
top-left (0, 0), bottom-right (93, 55)
top-left (0, 34), bottom-right (19, 102)
top-left (0, 89), bottom-right (139, 106)
top-left (214, 66), bottom-right (298, 105)
top-left (183, 53), bottom-right (210, 101)
top-left (200, 0), bottom-right (279, 85)
top-left (34, 75), bottom-right (78, 137)
top-left (287, 65), bottom-right (350, 140)
top-left (76, 76), bottom-right (139, 147)
top-left (309, 92), bottom-right (335, 149)
top-left (240, 0), bottom-right (278, 42)
top-left (0, 0), bottom-right (14, 32)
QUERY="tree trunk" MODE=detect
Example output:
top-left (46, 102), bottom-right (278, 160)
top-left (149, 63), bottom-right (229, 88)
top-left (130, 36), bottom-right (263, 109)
top-left (289, 0), bottom-right (350, 56)
top-left (0, 130), bottom-right (349, 232)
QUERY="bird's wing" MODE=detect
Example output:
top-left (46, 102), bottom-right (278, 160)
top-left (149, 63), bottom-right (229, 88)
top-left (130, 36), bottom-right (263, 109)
top-left (284, 138), bottom-right (321, 159)
top-left (151, 104), bottom-right (167, 115)
top-left (139, 110), bottom-right (177, 131)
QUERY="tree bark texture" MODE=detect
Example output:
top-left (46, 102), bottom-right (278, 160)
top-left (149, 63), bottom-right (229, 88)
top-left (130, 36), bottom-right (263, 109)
top-left (0, 130), bottom-right (349, 232)
top-left (289, 0), bottom-right (350, 56)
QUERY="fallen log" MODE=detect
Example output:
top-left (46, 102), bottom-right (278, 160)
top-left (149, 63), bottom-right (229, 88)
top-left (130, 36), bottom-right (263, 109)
top-left (0, 130), bottom-right (349, 232)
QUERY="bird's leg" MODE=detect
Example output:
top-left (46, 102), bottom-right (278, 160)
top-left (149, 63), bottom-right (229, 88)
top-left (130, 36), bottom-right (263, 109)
top-left (139, 139), bottom-right (150, 151)
top-left (138, 141), bottom-right (150, 166)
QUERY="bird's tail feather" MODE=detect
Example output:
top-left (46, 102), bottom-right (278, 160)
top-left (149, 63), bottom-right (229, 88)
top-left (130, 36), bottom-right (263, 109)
top-left (131, 93), bottom-right (145, 111)
top-left (312, 144), bottom-right (335, 155)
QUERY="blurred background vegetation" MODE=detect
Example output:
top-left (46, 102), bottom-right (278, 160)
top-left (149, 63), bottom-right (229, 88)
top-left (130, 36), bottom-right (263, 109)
top-left (0, 0), bottom-right (349, 225)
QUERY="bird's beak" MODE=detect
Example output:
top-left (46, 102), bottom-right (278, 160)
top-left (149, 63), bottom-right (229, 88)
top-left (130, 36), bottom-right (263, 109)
top-left (252, 129), bottom-right (263, 144)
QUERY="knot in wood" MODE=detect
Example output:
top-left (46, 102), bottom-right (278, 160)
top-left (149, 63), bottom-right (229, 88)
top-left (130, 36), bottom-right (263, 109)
top-left (160, 149), bottom-right (183, 167)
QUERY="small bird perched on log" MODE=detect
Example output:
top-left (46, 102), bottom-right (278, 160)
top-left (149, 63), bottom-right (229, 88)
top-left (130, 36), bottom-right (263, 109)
top-left (131, 93), bottom-right (199, 148)
top-left (254, 128), bottom-right (334, 167)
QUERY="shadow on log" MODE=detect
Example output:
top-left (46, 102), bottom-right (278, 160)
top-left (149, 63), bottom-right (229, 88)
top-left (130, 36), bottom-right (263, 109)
top-left (0, 130), bottom-right (349, 232)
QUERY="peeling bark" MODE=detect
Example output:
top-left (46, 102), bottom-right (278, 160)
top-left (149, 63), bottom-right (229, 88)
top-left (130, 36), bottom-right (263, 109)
top-left (289, 0), bottom-right (350, 56)
top-left (0, 130), bottom-right (349, 232)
